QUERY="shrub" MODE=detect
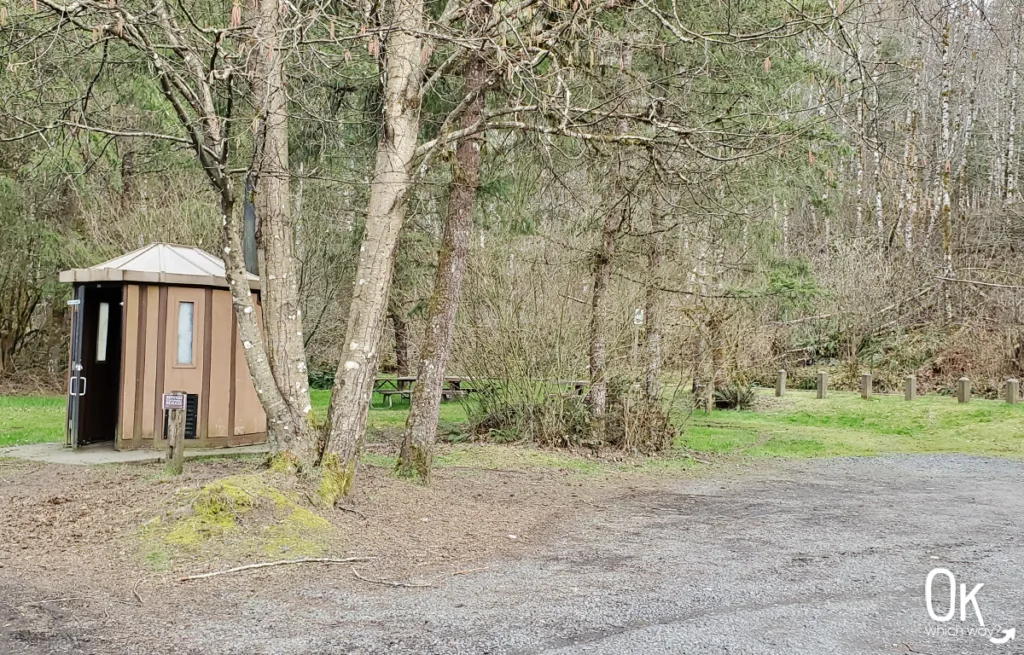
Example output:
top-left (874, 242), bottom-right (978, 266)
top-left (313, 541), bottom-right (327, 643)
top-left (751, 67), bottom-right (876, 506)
top-left (713, 381), bottom-right (757, 410)
top-left (468, 376), bottom-right (676, 454)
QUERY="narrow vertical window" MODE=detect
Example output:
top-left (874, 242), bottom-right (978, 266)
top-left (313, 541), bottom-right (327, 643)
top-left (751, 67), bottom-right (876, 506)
top-left (96, 302), bottom-right (110, 362)
top-left (177, 302), bottom-right (194, 365)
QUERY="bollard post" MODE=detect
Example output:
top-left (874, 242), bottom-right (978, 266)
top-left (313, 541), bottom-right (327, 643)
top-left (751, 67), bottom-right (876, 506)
top-left (776, 370), bottom-right (787, 397)
top-left (860, 373), bottom-right (873, 400)
top-left (905, 375), bottom-right (916, 401)
top-left (956, 377), bottom-right (971, 404)
top-left (816, 371), bottom-right (828, 399)
top-left (163, 391), bottom-right (187, 475)
top-left (1006, 378), bottom-right (1019, 405)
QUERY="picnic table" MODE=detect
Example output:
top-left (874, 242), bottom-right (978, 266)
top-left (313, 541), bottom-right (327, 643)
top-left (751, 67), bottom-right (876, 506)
top-left (557, 379), bottom-right (589, 395)
top-left (372, 375), bottom-right (475, 407)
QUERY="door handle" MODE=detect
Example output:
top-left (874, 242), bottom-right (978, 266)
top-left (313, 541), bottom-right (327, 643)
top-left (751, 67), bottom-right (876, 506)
top-left (78, 377), bottom-right (87, 397)
top-left (69, 376), bottom-right (78, 396)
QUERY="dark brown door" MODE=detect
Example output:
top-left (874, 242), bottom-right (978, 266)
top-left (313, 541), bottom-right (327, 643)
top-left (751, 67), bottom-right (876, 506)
top-left (76, 285), bottom-right (124, 447)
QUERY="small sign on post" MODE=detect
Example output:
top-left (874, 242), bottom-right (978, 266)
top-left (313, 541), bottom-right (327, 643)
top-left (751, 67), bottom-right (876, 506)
top-left (163, 392), bottom-right (187, 475)
top-left (162, 393), bottom-right (186, 411)
top-left (630, 308), bottom-right (644, 367)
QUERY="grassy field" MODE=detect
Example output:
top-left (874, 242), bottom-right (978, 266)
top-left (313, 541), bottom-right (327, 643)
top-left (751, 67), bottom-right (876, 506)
top-left (0, 395), bottom-right (67, 447)
top-left (3, 389), bottom-right (1023, 461)
top-left (684, 390), bottom-right (1024, 458)
top-left (0, 390), bottom-right (468, 449)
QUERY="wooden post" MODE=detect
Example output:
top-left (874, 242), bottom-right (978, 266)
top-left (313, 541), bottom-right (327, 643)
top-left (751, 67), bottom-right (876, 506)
top-left (956, 377), bottom-right (971, 404)
top-left (816, 371), bottom-right (828, 399)
top-left (1005, 378), bottom-right (1019, 404)
top-left (860, 373), bottom-right (872, 400)
top-left (164, 391), bottom-right (186, 475)
top-left (776, 370), bottom-right (786, 397)
top-left (905, 375), bottom-right (917, 401)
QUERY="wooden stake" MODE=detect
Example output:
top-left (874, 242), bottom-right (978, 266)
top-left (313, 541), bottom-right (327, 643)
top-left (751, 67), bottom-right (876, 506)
top-left (165, 391), bottom-right (186, 475)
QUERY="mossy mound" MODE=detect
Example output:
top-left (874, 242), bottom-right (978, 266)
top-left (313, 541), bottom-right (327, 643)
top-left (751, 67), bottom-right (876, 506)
top-left (139, 473), bottom-right (334, 568)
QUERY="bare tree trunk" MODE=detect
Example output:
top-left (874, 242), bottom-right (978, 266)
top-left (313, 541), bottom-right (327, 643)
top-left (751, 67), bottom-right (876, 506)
top-left (221, 194), bottom-right (307, 454)
top-left (939, 6), bottom-right (954, 323)
top-left (957, 13), bottom-right (979, 225)
top-left (389, 307), bottom-right (413, 375)
top-left (251, 0), bottom-right (316, 462)
top-left (642, 208), bottom-right (664, 403)
top-left (396, 22), bottom-right (487, 482)
top-left (870, 5), bottom-right (883, 240)
top-left (322, 0), bottom-right (424, 499)
top-left (587, 160), bottom-right (624, 438)
top-left (146, 1), bottom-right (305, 457)
top-left (855, 95), bottom-right (865, 236)
top-left (899, 21), bottom-right (921, 251)
top-left (1005, 9), bottom-right (1020, 206)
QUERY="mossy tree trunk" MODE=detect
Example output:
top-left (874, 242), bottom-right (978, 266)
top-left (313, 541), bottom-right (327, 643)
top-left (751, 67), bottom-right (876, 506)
top-left (396, 16), bottom-right (488, 482)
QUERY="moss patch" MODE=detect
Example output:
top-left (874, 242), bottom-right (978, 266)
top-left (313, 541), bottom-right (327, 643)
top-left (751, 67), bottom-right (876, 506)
top-left (139, 472), bottom-right (334, 567)
top-left (317, 453), bottom-right (353, 505)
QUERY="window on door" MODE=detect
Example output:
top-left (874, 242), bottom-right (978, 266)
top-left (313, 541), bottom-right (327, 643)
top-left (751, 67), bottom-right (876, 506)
top-left (177, 301), bottom-right (195, 365)
top-left (96, 302), bottom-right (110, 362)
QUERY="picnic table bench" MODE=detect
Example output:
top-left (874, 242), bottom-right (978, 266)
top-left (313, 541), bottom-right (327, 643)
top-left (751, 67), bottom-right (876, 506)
top-left (372, 376), bottom-right (477, 408)
top-left (556, 379), bottom-right (589, 395)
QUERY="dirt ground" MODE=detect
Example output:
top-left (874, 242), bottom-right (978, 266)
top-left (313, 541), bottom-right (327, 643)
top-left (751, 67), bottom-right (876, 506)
top-left (0, 448), bottom-right (637, 654)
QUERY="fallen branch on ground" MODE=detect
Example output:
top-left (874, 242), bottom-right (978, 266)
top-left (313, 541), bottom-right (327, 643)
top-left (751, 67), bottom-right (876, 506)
top-left (452, 566), bottom-right (491, 576)
top-left (335, 504), bottom-right (368, 519)
top-left (131, 576), bottom-right (147, 604)
top-left (19, 596), bottom-right (132, 608)
top-left (351, 567), bottom-right (435, 588)
top-left (179, 557), bottom-right (375, 582)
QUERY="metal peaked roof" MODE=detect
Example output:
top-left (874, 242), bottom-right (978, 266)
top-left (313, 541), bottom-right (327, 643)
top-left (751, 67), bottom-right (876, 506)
top-left (59, 243), bottom-right (261, 290)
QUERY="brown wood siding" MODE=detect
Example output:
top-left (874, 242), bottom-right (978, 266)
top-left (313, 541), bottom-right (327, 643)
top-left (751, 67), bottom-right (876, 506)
top-left (232, 294), bottom-right (267, 436)
top-left (228, 301), bottom-right (237, 439)
top-left (140, 285), bottom-right (161, 439)
top-left (164, 287), bottom-right (206, 397)
top-left (133, 285), bottom-right (148, 439)
top-left (119, 285), bottom-right (140, 443)
top-left (207, 290), bottom-right (234, 439)
top-left (152, 286), bottom-right (168, 439)
top-left (199, 288), bottom-right (213, 438)
top-left (108, 282), bottom-right (267, 450)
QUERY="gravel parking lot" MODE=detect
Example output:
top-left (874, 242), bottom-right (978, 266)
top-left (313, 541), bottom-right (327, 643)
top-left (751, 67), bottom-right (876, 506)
top-left (187, 455), bottom-right (1024, 654)
top-left (5, 455), bottom-right (1023, 654)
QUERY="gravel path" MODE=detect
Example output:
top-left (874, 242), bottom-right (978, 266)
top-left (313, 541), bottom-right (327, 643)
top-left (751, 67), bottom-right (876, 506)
top-left (180, 455), bottom-right (1024, 654)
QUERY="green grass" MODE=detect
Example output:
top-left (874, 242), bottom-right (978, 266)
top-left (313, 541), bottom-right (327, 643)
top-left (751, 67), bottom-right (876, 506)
top-left (0, 390), bottom-right (469, 449)
top-left (308, 388), bottom-right (468, 429)
top-left (0, 396), bottom-right (66, 447)
top-left (4, 389), bottom-right (1023, 468)
top-left (682, 390), bottom-right (1024, 458)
